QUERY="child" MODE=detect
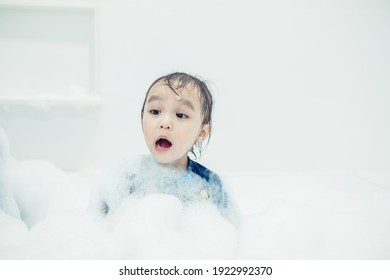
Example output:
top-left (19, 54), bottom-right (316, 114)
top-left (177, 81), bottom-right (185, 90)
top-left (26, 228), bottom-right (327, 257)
top-left (99, 72), bottom-right (238, 226)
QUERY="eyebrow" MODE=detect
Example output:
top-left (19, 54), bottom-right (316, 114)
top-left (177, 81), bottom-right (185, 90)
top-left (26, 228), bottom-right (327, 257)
top-left (147, 94), bottom-right (195, 111)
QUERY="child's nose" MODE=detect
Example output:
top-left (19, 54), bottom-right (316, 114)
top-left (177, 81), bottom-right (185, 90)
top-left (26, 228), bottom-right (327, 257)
top-left (160, 123), bottom-right (171, 129)
top-left (159, 116), bottom-right (172, 130)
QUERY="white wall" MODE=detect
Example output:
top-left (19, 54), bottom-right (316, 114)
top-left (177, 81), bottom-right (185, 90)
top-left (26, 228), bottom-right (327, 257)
top-left (1, 0), bottom-right (389, 172)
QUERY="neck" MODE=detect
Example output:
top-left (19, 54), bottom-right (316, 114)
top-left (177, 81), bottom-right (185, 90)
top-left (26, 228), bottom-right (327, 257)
top-left (165, 156), bottom-right (189, 170)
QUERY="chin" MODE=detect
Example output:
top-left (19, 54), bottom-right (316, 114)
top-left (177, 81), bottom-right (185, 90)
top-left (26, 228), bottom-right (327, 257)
top-left (153, 155), bottom-right (187, 169)
top-left (151, 154), bottom-right (172, 165)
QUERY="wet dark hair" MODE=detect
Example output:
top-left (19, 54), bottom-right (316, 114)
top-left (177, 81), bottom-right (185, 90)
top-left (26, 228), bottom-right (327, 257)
top-left (141, 72), bottom-right (214, 158)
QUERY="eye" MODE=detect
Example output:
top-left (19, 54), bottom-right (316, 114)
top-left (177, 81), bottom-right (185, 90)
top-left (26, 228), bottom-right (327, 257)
top-left (149, 109), bottom-right (160, 115)
top-left (176, 113), bottom-right (189, 119)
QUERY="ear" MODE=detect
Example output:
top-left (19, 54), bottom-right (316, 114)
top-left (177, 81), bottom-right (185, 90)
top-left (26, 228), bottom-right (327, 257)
top-left (197, 124), bottom-right (211, 142)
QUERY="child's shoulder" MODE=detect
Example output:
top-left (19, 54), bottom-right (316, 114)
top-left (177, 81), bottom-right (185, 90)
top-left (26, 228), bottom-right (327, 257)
top-left (187, 159), bottom-right (222, 186)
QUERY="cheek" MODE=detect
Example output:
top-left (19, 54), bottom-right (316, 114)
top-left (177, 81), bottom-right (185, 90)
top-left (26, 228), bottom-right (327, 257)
top-left (142, 118), bottom-right (153, 138)
top-left (181, 126), bottom-right (202, 145)
top-left (142, 115), bottom-right (153, 129)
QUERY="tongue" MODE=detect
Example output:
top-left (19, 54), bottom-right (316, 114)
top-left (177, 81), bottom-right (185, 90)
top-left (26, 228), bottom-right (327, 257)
top-left (158, 139), bottom-right (172, 148)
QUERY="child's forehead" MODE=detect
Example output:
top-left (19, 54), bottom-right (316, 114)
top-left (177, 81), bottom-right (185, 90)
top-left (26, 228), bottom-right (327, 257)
top-left (148, 80), bottom-right (201, 100)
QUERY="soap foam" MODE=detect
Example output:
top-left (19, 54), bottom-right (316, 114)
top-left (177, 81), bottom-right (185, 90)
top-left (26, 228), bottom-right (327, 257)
top-left (1, 153), bottom-right (390, 259)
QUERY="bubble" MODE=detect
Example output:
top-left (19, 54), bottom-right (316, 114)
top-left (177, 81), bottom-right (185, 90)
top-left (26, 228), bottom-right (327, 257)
top-left (1, 153), bottom-right (390, 259)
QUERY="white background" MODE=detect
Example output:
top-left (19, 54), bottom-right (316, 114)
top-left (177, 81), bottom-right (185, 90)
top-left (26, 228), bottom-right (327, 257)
top-left (0, 0), bottom-right (389, 172)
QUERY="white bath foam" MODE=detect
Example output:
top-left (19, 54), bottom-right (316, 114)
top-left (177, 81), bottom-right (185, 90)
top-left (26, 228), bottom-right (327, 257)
top-left (0, 208), bottom-right (117, 260)
top-left (225, 171), bottom-right (390, 259)
top-left (0, 127), bottom-right (10, 163)
top-left (236, 200), bottom-right (325, 259)
top-left (103, 193), bottom-right (238, 259)
top-left (177, 200), bottom-right (238, 259)
top-left (0, 153), bottom-right (240, 259)
top-left (0, 172), bottom-right (20, 219)
top-left (0, 210), bottom-right (28, 248)
top-left (0, 193), bottom-right (238, 259)
top-left (1, 152), bottom-right (390, 259)
top-left (8, 160), bottom-right (94, 228)
top-left (353, 170), bottom-right (390, 190)
top-left (0, 127), bottom-right (20, 219)
top-left (107, 194), bottom-right (184, 259)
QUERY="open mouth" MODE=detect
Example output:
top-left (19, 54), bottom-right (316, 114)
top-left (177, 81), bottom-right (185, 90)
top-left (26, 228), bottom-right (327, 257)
top-left (155, 138), bottom-right (172, 149)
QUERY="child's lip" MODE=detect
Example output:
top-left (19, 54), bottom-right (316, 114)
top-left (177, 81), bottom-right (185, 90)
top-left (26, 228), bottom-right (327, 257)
top-left (156, 135), bottom-right (170, 142)
top-left (155, 136), bottom-right (172, 151)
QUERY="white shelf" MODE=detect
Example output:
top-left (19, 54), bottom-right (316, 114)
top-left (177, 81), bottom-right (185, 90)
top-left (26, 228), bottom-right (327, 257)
top-left (0, 2), bottom-right (99, 103)
top-left (0, 1), bottom-right (98, 9)
top-left (0, 96), bottom-right (101, 108)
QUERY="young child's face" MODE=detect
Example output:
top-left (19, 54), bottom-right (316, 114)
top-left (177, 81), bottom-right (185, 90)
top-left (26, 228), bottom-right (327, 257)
top-left (142, 80), bottom-right (210, 169)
